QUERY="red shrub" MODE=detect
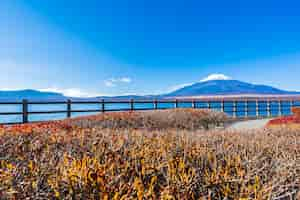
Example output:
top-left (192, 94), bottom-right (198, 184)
top-left (267, 115), bottom-right (300, 127)
top-left (292, 107), bottom-right (300, 118)
top-left (2, 121), bottom-right (73, 135)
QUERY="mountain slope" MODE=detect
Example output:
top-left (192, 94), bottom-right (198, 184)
top-left (0, 79), bottom-right (299, 101)
top-left (0, 90), bottom-right (66, 101)
top-left (165, 80), bottom-right (300, 97)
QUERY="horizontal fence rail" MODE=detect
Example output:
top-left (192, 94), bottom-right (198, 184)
top-left (0, 98), bottom-right (299, 124)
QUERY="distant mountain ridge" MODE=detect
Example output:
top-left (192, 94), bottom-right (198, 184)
top-left (165, 80), bottom-right (300, 97)
top-left (0, 90), bottom-right (66, 101)
top-left (0, 79), bottom-right (299, 101)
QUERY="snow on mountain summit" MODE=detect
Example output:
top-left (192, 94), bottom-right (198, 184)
top-left (200, 74), bottom-right (232, 82)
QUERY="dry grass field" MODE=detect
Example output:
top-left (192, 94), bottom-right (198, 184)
top-left (0, 109), bottom-right (299, 199)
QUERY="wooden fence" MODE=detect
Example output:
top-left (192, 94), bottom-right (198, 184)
top-left (0, 97), bottom-right (299, 124)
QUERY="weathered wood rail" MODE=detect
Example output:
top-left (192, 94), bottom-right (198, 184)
top-left (0, 97), bottom-right (299, 124)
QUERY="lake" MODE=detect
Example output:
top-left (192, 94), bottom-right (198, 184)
top-left (0, 100), bottom-right (299, 124)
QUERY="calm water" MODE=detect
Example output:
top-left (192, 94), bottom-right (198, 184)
top-left (0, 101), bottom-right (299, 124)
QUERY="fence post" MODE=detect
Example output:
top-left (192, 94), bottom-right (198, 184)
top-left (130, 99), bottom-right (134, 111)
top-left (67, 99), bottom-right (72, 118)
top-left (290, 100), bottom-right (294, 115)
top-left (256, 100), bottom-right (259, 118)
top-left (278, 100), bottom-right (282, 116)
top-left (221, 100), bottom-right (224, 112)
top-left (245, 100), bottom-right (248, 118)
top-left (22, 99), bottom-right (28, 123)
top-left (154, 99), bottom-right (158, 110)
top-left (208, 101), bottom-right (211, 109)
top-left (102, 99), bottom-right (105, 113)
top-left (175, 99), bottom-right (178, 108)
top-left (267, 100), bottom-right (271, 117)
top-left (233, 101), bottom-right (237, 118)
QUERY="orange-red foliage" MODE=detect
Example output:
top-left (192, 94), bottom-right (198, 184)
top-left (0, 121), bottom-right (73, 135)
top-left (268, 116), bottom-right (300, 126)
top-left (292, 107), bottom-right (300, 118)
top-left (267, 107), bottom-right (300, 127)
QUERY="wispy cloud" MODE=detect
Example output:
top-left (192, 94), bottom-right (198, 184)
top-left (104, 77), bottom-right (132, 87)
top-left (39, 88), bottom-right (106, 97)
top-left (119, 77), bottom-right (131, 83)
top-left (104, 80), bottom-right (116, 87)
top-left (0, 87), bottom-right (107, 98)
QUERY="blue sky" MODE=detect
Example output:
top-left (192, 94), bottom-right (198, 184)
top-left (1, 0), bottom-right (300, 96)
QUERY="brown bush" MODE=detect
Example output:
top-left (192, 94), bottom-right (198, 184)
top-left (67, 108), bottom-right (229, 130)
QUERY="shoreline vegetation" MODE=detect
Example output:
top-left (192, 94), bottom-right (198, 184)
top-left (267, 107), bottom-right (300, 129)
top-left (0, 109), bottom-right (299, 199)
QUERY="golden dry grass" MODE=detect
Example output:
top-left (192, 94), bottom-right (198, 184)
top-left (0, 109), bottom-right (299, 199)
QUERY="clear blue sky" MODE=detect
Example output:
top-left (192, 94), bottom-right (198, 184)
top-left (1, 0), bottom-right (300, 96)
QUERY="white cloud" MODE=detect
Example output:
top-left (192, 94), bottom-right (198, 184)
top-left (104, 80), bottom-right (116, 87)
top-left (200, 73), bottom-right (232, 82)
top-left (119, 77), bottom-right (131, 83)
top-left (0, 87), bottom-right (107, 98)
top-left (39, 88), bottom-right (106, 98)
top-left (0, 87), bottom-right (25, 91)
top-left (104, 77), bottom-right (132, 87)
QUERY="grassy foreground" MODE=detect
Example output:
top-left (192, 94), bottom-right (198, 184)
top-left (0, 109), bottom-right (299, 199)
